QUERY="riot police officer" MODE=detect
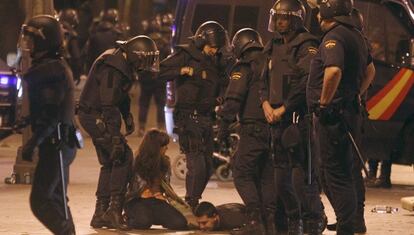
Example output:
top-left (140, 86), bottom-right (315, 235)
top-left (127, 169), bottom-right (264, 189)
top-left (158, 21), bottom-right (226, 209)
top-left (217, 28), bottom-right (273, 235)
top-left (58, 8), bottom-right (82, 83)
top-left (21, 15), bottom-right (78, 235)
top-left (78, 35), bottom-right (159, 230)
top-left (261, 0), bottom-right (323, 234)
top-left (326, 7), bottom-right (373, 233)
top-left (306, 0), bottom-right (376, 234)
top-left (84, 8), bottom-right (124, 72)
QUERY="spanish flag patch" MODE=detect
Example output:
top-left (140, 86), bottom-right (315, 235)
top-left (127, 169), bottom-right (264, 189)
top-left (324, 40), bottom-right (337, 49)
top-left (231, 72), bottom-right (242, 80)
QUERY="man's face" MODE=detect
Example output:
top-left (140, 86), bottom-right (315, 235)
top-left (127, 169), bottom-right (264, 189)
top-left (196, 214), bottom-right (219, 231)
top-left (203, 44), bottom-right (218, 56)
top-left (317, 13), bottom-right (329, 32)
top-left (276, 15), bottom-right (290, 33)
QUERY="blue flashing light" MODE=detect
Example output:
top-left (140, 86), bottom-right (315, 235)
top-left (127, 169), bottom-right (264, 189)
top-left (0, 76), bottom-right (8, 86)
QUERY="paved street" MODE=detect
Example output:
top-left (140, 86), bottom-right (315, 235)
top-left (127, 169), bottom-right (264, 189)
top-left (0, 97), bottom-right (414, 235)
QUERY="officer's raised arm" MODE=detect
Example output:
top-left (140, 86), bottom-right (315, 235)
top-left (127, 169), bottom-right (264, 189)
top-left (158, 49), bottom-right (189, 81)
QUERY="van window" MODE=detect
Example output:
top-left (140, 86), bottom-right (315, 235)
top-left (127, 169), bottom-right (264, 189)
top-left (191, 4), bottom-right (230, 33)
top-left (356, 1), bottom-right (411, 65)
top-left (232, 6), bottom-right (260, 36)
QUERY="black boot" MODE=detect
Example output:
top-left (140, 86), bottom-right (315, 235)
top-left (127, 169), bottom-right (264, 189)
top-left (353, 216), bottom-right (367, 233)
top-left (264, 208), bottom-right (276, 235)
top-left (231, 208), bottom-right (266, 235)
top-left (185, 197), bottom-right (199, 212)
top-left (102, 195), bottom-right (129, 230)
top-left (306, 218), bottom-right (325, 235)
top-left (90, 198), bottom-right (110, 228)
top-left (288, 218), bottom-right (303, 235)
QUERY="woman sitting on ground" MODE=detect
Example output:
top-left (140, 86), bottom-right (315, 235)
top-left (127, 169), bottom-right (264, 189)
top-left (124, 129), bottom-right (188, 230)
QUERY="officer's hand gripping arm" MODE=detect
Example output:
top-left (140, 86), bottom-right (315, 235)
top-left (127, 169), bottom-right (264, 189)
top-left (158, 50), bottom-right (189, 81)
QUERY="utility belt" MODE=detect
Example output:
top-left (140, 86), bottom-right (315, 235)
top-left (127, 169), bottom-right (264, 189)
top-left (309, 98), bottom-right (360, 114)
top-left (174, 108), bottom-right (212, 123)
top-left (240, 120), bottom-right (267, 132)
top-left (78, 104), bottom-right (102, 116)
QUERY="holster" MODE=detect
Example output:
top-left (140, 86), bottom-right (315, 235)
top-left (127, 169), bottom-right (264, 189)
top-left (281, 123), bottom-right (305, 168)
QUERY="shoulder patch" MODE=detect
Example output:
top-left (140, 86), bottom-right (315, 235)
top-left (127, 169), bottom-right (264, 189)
top-left (324, 40), bottom-right (337, 49)
top-left (230, 72), bottom-right (242, 80)
top-left (308, 46), bottom-right (318, 55)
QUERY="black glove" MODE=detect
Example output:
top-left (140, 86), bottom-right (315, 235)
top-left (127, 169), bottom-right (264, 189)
top-left (315, 105), bottom-right (341, 126)
top-left (124, 113), bottom-right (135, 136)
top-left (22, 138), bottom-right (37, 162)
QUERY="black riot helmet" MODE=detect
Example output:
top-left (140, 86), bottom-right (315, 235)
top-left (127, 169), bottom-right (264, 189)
top-left (99, 8), bottom-right (119, 24)
top-left (58, 8), bottom-right (79, 28)
top-left (232, 28), bottom-right (263, 59)
top-left (118, 35), bottom-right (160, 73)
top-left (319, 0), bottom-right (354, 23)
top-left (21, 15), bottom-right (64, 58)
top-left (193, 21), bottom-right (227, 50)
top-left (268, 0), bottom-right (306, 34)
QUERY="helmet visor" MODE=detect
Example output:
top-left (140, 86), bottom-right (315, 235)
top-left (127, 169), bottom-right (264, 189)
top-left (204, 29), bottom-right (227, 49)
top-left (131, 50), bottom-right (160, 73)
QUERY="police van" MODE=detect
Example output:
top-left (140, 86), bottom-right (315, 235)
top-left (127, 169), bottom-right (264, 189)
top-left (167, 0), bottom-right (414, 165)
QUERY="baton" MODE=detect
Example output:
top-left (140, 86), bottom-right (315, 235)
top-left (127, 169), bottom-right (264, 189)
top-left (307, 115), bottom-right (312, 185)
top-left (346, 129), bottom-right (369, 177)
top-left (57, 123), bottom-right (69, 220)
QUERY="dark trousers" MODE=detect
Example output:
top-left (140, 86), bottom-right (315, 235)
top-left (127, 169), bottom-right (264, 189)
top-left (175, 113), bottom-right (214, 202)
top-left (78, 112), bottom-right (132, 200)
top-left (368, 159), bottom-right (392, 179)
top-left (125, 198), bottom-right (187, 230)
top-left (314, 111), bottom-right (357, 235)
top-left (271, 123), bottom-right (301, 220)
top-left (292, 118), bottom-right (324, 222)
top-left (233, 123), bottom-right (275, 211)
top-left (138, 82), bottom-right (166, 127)
top-left (30, 142), bottom-right (76, 235)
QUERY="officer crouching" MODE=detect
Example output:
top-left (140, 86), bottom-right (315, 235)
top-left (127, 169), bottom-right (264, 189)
top-left (78, 35), bottom-right (160, 230)
top-left (306, 0), bottom-right (375, 234)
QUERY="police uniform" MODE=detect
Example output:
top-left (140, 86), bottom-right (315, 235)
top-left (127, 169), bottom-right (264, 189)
top-left (306, 22), bottom-right (369, 235)
top-left (78, 49), bottom-right (134, 229)
top-left (158, 42), bottom-right (221, 208)
top-left (219, 48), bottom-right (275, 229)
top-left (23, 54), bottom-right (78, 234)
top-left (261, 27), bottom-right (323, 227)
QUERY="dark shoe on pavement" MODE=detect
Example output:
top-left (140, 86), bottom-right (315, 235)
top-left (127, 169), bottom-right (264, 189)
top-left (231, 208), bottom-right (266, 235)
top-left (90, 198), bottom-right (111, 228)
top-left (326, 222), bottom-right (337, 231)
top-left (354, 218), bottom-right (367, 233)
top-left (374, 178), bottom-right (392, 188)
top-left (288, 218), bottom-right (303, 235)
top-left (102, 196), bottom-right (129, 230)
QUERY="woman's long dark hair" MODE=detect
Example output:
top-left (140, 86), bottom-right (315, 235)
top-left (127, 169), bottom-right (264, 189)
top-left (134, 129), bottom-right (170, 185)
